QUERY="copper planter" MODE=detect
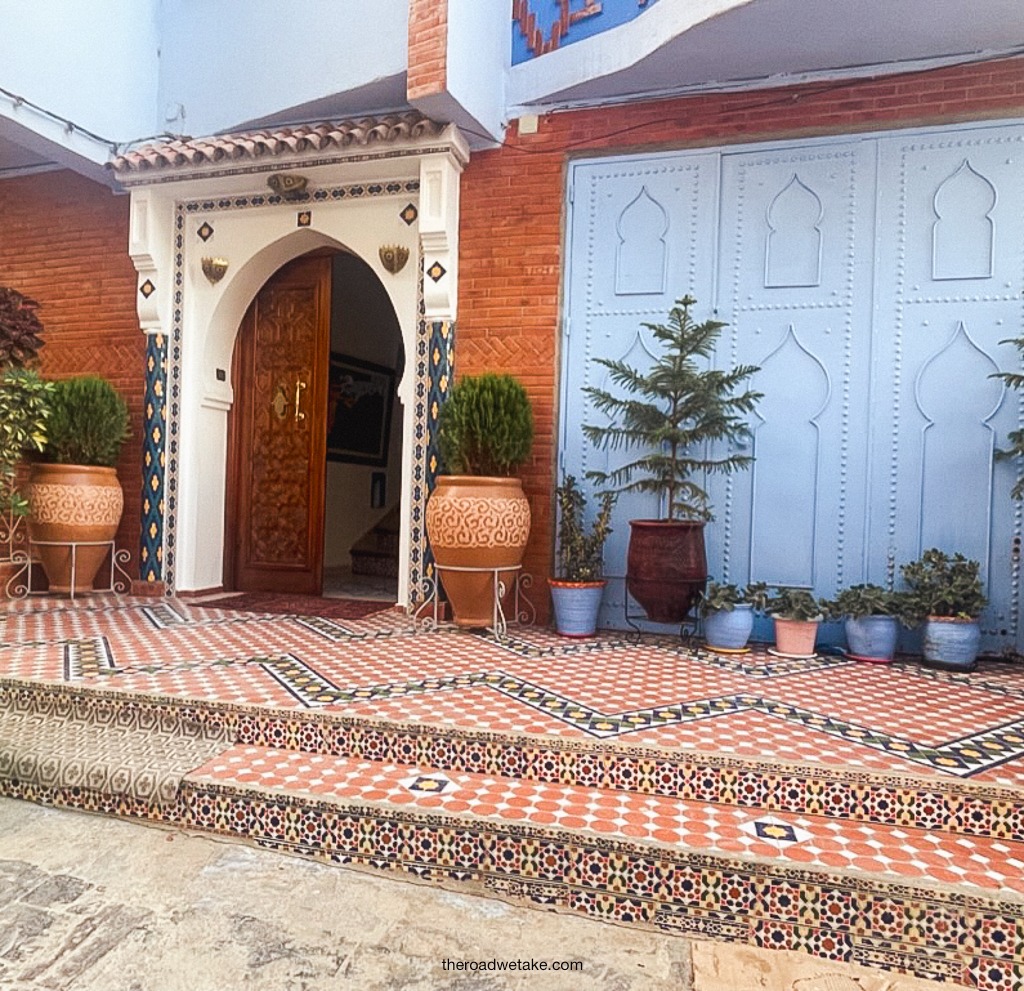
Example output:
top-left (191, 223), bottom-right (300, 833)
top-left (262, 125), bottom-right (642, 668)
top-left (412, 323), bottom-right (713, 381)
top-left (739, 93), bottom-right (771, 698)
top-left (626, 519), bottom-right (707, 623)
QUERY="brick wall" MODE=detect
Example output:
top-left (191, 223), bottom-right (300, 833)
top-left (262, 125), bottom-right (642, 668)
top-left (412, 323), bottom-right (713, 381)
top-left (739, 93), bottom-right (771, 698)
top-left (407, 0), bottom-right (448, 101)
top-left (0, 170), bottom-right (144, 566)
top-left (457, 55), bottom-right (1024, 608)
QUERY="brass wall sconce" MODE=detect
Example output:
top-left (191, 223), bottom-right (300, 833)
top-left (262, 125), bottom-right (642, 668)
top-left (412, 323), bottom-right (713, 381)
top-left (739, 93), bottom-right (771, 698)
top-left (201, 257), bottom-right (229, 285)
top-left (379, 244), bottom-right (409, 275)
top-left (267, 172), bottom-right (310, 200)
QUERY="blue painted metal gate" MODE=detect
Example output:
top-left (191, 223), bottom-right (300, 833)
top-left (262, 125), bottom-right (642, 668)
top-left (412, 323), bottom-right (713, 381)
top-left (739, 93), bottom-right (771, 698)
top-left (561, 121), bottom-right (1024, 650)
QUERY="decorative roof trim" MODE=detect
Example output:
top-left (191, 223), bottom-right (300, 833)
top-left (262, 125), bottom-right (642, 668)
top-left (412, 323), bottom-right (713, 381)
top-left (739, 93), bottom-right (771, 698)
top-left (107, 112), bottom-right (448, 175)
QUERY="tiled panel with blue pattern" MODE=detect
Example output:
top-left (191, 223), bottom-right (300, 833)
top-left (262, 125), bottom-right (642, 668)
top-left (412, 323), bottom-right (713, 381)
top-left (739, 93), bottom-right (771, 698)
top-left (140, 333), bottom-right (168, 584)
top-left (513, 0), bottom-right (661, 63)
top-left (410, 316), bottom-right (453, 602)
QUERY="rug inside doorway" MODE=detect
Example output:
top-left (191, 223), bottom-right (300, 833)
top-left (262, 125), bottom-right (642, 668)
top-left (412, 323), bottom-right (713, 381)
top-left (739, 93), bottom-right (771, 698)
top-left (200, 592), bottom-right (396, 620)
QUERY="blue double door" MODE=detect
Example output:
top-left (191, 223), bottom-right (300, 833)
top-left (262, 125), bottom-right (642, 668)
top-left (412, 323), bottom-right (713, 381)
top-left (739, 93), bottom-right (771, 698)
top-left (562, 121), bottom-right (1024, 650)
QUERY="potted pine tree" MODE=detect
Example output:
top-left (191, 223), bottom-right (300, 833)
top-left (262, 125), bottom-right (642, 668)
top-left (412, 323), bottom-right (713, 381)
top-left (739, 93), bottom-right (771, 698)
top-left (425, 373), bottom-right (534, 627)
top-left (549, 474), bottom-right (615, 637)
top-left (900, 549), bottom-right (987, 671)
top-left (28, 375), bottom-right (130, 594)
top-left (583, 295), bottom-right (761, 623)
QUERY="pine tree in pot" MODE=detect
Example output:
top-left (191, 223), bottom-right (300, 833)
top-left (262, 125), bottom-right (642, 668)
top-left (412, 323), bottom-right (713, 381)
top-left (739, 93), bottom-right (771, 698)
top-left (28, 376), bottom-right (130, 594)
top-left (583, 295), bottom-right (761, 623)
top-left (900, 549), bottom-right (988, 671)
top-left (549, 474), bottom-right (615, 637)
top-left (425, 373), bottom-right (534, 628)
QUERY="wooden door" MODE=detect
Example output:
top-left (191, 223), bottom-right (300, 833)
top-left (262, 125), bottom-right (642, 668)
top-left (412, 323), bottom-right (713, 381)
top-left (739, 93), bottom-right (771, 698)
top-left (227, 255), bottom-right (331, 593)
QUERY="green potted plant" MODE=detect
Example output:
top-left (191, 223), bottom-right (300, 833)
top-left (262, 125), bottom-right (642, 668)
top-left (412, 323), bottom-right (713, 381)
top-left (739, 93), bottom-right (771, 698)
top-left (830, 583), bottom-right (913, 663)
top-left (583, 295), bottom-right (761, 624)
top-left (549, 474), bottom-right (615, 637)
top-left (764, 586), bottom-right (828, 657)
top-left (900, 548), bottom-right (988, 671)
top-left (698, 580), bottom-right (768, 651)
top-left (0, 287), bottom-right (51, 589)
top-left (425, 372), bottom-right (535, 627)
top-left (28, 375), bottom-right (130, 594)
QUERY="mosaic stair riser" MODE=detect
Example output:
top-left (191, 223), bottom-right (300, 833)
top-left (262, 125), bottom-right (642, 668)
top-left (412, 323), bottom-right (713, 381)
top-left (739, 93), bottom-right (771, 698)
top-left (1, 774), bottom-right (1019, 990)
top-left (4, 679), bottom-right (1024, 843)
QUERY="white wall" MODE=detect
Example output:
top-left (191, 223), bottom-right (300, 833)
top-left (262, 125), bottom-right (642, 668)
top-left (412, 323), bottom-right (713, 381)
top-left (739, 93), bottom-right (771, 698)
top-left (0, 0), bottom-right (160, 142)
top-left (442, 0), bottom-right (508, 141)
top-left (156, 0), bottom-right (410, 135)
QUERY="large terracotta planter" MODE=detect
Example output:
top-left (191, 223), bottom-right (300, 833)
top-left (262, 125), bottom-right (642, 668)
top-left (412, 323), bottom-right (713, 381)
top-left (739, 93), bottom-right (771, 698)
top-left (425, 475), bottom-right (531, 628)
top-left (626, 519), bottom-right (707, 623)
top-left (27, 464), bottom-right (124, 594)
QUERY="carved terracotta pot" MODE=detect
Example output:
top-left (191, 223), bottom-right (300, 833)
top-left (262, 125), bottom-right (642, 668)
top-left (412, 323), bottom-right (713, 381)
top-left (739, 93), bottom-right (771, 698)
top-left (425, 476), bottom-right (532, 628)
top-left (27, 464), bottom-right (124, 594)
top-left (627, 519), bottom-right (707, 624)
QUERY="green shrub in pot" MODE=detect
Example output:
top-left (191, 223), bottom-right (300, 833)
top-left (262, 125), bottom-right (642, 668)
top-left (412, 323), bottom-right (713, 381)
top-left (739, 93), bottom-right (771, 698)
top-left (28, 375), bottom-right (131, 594)
top-left (427, 373), bottom-right (536, 628)
top-left (549, 474), bottom-right (616, 637)
top-left (900, 549), bottom-right (987, 671)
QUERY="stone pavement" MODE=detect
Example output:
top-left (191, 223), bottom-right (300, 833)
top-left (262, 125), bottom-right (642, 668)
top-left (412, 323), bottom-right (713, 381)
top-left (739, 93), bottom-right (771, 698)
top-left (0, 798), bottom-right (963, 991)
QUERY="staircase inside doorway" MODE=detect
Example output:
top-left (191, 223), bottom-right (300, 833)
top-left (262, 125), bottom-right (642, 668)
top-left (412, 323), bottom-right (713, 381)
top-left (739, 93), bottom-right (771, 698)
top-left (332, 504), bottom-right (399, 600)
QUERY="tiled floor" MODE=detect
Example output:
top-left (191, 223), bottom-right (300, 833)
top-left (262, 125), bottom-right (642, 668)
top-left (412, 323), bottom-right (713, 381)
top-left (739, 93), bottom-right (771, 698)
top-left (3, 593), bottom-right (1024, 988)
top-left (4, 596), bottom-right (1022, 784)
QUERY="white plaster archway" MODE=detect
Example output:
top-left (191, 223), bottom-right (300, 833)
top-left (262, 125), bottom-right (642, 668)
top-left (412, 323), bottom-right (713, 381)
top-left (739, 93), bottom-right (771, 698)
top-left (122, 125), bottom-right (468, 601)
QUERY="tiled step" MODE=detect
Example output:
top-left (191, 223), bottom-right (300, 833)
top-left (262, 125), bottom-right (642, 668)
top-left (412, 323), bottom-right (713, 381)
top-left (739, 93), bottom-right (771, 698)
top-left (0, 687), bottom-right (230, 805)
top-left (2, 681), bottom-right (1024, 987)
top-left (172, 744), bottom-right (1024, 989)
top-left (4, 678), bottom-right (1024, 843)
top-left (187, 744), bottom-right (1024, 898)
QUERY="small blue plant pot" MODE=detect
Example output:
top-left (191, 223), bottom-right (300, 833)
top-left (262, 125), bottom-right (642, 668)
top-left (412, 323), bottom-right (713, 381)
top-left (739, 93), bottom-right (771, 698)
top-left (922, 616), bottom-right (981, 671)
top-left (844, 615), bottom-right (899, 662)
top-left (703, 604), bottom-right (754, 650)
top-left (550, 580), bottom-right (606, 637)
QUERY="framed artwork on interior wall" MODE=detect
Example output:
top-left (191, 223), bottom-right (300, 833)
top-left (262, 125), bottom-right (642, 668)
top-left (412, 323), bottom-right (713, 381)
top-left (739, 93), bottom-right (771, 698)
top-left (326, 353), bottom-right (395, 466)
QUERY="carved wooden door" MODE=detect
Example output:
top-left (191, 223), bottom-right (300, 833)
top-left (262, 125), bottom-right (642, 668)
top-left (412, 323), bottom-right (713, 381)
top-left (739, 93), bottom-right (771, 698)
top-left (228, 255), bottom-right (330, 593)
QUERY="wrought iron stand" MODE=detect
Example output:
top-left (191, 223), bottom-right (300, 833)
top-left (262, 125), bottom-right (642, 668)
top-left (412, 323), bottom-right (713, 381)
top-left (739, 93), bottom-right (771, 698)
top-left (411, 564), bottom-right (536, 640)
top-left (6, 540), bottom-right (133, 600)
top-left (618, 576), bottom-right (701, 645)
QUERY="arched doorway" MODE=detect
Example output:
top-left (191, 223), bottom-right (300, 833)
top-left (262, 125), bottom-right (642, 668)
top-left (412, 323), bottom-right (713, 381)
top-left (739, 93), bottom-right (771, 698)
top-left (223, 248), bottom-right (404, 597)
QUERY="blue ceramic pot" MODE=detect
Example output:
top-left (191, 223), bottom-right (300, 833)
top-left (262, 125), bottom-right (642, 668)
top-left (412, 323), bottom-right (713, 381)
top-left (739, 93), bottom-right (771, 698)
top-left (844, 615), bottom-right (899, 661)
top-left (550, 580), bottom-right (606, 637)
top-left (922, 616), bottom-right (981, 671)
top-left (703, 604), bottom-right (754, 650)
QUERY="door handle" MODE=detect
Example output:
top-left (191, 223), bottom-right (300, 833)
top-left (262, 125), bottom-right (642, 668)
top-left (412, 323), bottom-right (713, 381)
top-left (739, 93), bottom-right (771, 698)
top-left (294, 380), bottom-right (307, 422)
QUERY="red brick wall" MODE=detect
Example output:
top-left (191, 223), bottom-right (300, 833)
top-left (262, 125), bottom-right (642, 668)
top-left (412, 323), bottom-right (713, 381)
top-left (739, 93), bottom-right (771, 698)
top-left (0, 170), bottom-right (144, 562)
top-left (407, 0), bottom-right (448, 101)
top-left (457, 56), bottom-right (1024, 605)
